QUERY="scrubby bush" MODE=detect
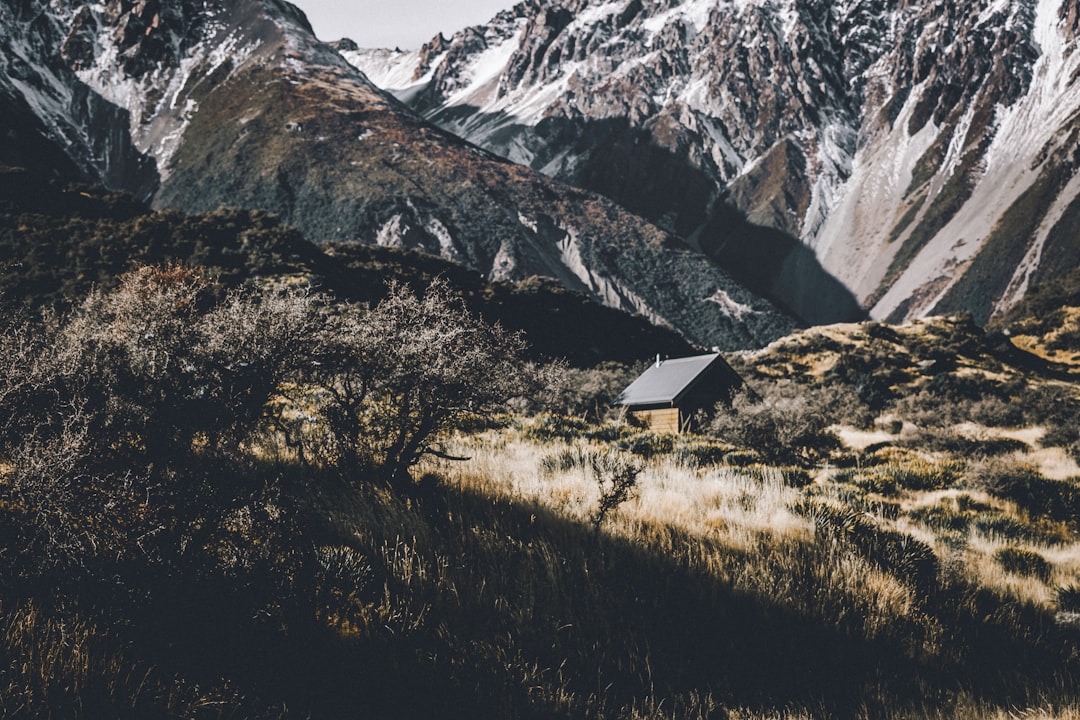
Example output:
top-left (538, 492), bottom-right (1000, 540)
top-left (589, 449), bottom-right (644, 530)
top-left (585, 423), bottom-right (632, 442)
top-left (966, 458), bottom-right (1080, 525)
top-left (672, 439), bottom-right (731, 469)
top-left (968, 396), bottom-right (1026, 427)
top-left (993, 547), bottom-right (1052, 582)
top-left (1056, 585), bottom-right (1080, 612)
top-left (522, 414), bottom-right (590, 442)
top-left (616, 431), bottom-right (676, 459)
top-left (908, 500), bottom-right (971, 534)
top-left (722, 449), bottom-right (761, 466)
top-left (890, 373), bottom-right (1018, 428)
top-left (540, 446), bottom-right (590, 475)
top-left (739, 464), bottom-right (813, 488)
top-left (900, 429), bottom-right (1027, 456)
top-left (544, 361), bottom-right (640, 421)
top-left (0, 266), bottom-right (321, 585)
top-left (822, 352), bottom-right (899, 427)
top-left (795, 500), bottom-right (939, 591)
top-left (836, 459), bottom-right (960, 497)
top-left (710, 382), bottom-right (840, 466)
top-left (1020, 383), bottom-right (1080, 429)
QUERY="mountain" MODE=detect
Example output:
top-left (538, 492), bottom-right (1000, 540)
top-left (343, 0), bottom-right (1080, 325)
top-left (0, 0), bottom-right (797, 350)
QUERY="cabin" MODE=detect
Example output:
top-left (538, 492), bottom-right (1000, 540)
top-left (614, 352), bottom-right (744, 434)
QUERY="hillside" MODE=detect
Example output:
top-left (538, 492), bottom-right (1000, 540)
top-left (0, 166), bottom-right (694, 367)
top-left (3, 261), bottom-right (1080, 717)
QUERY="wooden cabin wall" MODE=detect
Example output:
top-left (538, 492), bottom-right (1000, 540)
top-left (630, 408), bottom-right (681, 434)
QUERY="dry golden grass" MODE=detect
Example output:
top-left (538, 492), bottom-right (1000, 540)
top-left (1010, 307), bottom-right (1080, 368)
top-left (428, 421), bottom-right (1080, 645)
top-left (435, 431), bottom-right (812, 546)
top-left (428, 430), bottom-right (931, 645)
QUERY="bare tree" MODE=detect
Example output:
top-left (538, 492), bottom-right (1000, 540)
top-left (306, 279), bottom-right (556, 485)
top-left (0, 266), bottom-right (324, 578)
top-left (59, 265), bottom-right (323, 461)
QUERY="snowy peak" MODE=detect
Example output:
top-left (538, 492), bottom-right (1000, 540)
top-left (344, 0), bottom-right (1080, 325)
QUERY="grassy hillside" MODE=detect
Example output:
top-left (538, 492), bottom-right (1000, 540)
top-left (989, 268), bottom-right (1080, 372)
top-left (2, 252), bottom-right (1080, 718)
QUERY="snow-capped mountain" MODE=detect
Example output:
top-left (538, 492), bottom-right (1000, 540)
top-left (344, 0), bottom-right (1080, 324)
top-left (0, 0), bottom-right (798, 349)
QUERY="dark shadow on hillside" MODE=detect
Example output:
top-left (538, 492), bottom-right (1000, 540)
top-left (699, 201), bottom-right (867, 326)
top-left (8, 452), bottom-right (1077, 719)
top-left (275, 471), bottom-right (1080, 718)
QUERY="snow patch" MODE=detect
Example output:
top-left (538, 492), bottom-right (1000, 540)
top-left (74, 10), bottom-right (260, 176)
top-left (641, 0), bottom-right (724, 37)
top-left (705, 289), bottom-right (757, 320)
top-left (424, 216), bottom-right (463, 262)
top-left (443, 26), bottom-right (525, 109)
top-left (376, 215), bottom-right (409, 248)
top-left (341, 48), bottom-right (429, 89)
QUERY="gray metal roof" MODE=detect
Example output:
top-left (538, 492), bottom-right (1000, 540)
top-left (615, 353), bottom-right (723, 407)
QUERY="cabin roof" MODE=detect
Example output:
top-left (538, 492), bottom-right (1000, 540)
top-left (615, 353), bottom-right (727, 407)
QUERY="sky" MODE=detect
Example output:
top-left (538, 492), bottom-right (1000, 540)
top-left (290, 0), bottom-right (519, 50)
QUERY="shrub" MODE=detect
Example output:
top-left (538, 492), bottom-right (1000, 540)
top-left (616, 432), bottom-right (676, 459)
top-left (835, 460), bottom-right (959, 496)
top-left (0, 266), bottom-right (322, 575)
top-left (545, 362), bottom-right (640, 421)
top-left (722, 449), bottom-right (761, 466)
top-left (844, 468), bottom-right (898, 495)
top-left (968, 512), bottom-right (1071, 545)
top-left (301, 279), bottom-right (555, 484)
top-left (795, 500), bottom-right (939, 591)
top-left (1056, 585), bottom-right (1080, 612)
top-left (589, 450), bottom-right (644, 530)
top-left (993, 547), bottom-right (1052, 582)
top-left (316, 545), bottom-right (373, 594)
top-left (891, 373), bottom-right (1021, 429)
top-left (1021, 384), bottom-right (1080, 428)
top-left (710, 383), bottom-right (840, 466)
top-left (900, 430), bottom-right (1027, 457)
top-left (908, 501), bottom-right (972, 534)
top-left (968, 396), bottom-right (1025, 427)
top-left (671, 440), bottom-right (730, 469)
top-left (966, 459), bottom-right (1080, 524)
top-left (585, 423), bottom-right (632, 442)
top-left (522, 414), bottom-right (590, 442)
top-left (777, 466), bottom-right (815, 488)
top-left (540, 446), bottom-right (590, 475)
top-left (888, 459), bottom-right (962, 490)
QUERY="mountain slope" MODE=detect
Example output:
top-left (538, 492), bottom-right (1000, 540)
top-left (0, 166), bottom-right (697, 366)
top-left (0, 0), bottom-right (796, 349)
top-left (344, 0), bottom-right (1080, 325)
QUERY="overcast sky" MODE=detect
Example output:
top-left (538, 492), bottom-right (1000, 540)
top-left (290, 0), bottom-right (519, 50)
